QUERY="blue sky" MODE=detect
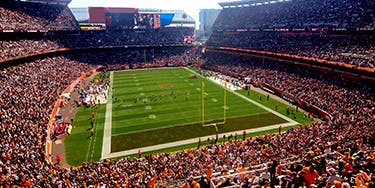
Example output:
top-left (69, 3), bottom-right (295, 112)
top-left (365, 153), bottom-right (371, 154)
top-left (69, 0), bottom-right (223, 25)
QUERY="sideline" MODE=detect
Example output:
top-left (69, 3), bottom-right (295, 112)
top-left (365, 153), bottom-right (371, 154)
top-left (101, 71), bottom-right (113, 159)
top-left (102, 121), bottom-right (298, 159)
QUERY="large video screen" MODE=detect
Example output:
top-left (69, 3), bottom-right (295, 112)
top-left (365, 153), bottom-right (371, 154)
top-left (105, 13), bottom-right (161, 30)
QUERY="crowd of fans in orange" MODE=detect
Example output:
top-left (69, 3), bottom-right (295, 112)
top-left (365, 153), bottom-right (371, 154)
top-left (0, 0), bottom-right (374, 187)
top-left (0, 47), bottom-right (374, 187)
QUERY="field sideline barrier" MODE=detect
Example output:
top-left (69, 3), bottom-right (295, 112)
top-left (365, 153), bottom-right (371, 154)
top-left (45, 67), bottom-right (100, 163)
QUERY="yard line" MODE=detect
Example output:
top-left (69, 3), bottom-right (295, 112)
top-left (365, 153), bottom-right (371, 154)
top-left (116, 66), bottom-right (183, 72)
top-left (102, 121), bottom-right (298, 159)
top-left (101, 68), bottom-right (300, 159)
top-left (101, 71), bottom-right (113, 160)
top-left (111, 112), bottom-right (271, 136)
top-left (183, 67), bottom-right (299, 125)
top-left (90, 106), bottom-right (101, 163)
top-left (111, 103), bottom-right (265, 129)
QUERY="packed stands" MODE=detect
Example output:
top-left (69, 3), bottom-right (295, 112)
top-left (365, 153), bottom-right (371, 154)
top-left (207, 32), bottom-right (375, 69)
top-left (1, 46), bottom-right (375, 186)
top-left (0, 37), bottom-right (61, 61)
top-left (61, 27), bottom-right (194, 48)
top-left (208, 0), bottom-right (375, 71)
top-left (0, 0), bottom-right (374, 187)
top-left (0, 27), bottom-right (194, 62)
top-left (214, 0), bottom-right (375, 30)
top-left (0, 0), bottom-right (79, 31)
top-left (0, 0), bottom-right (193, 63)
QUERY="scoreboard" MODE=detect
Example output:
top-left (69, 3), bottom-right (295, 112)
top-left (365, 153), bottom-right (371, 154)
top-left (105, 13), bottom-right (162, 30)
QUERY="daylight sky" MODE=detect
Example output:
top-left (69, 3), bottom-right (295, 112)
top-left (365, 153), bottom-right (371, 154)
top-left (69, 0), bottom-right (224, 26)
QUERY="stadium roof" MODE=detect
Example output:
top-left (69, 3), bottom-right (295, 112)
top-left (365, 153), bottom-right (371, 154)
top-left (70, 7), bottom-right (89, 22)
top-left (218, 0), bottom-right (290, 8)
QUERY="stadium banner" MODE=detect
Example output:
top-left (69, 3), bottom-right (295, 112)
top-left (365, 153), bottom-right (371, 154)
top-left (262, 83), bottom-right (281, 95)
top-left (292, 28), bottom-right (306, 32)
top-left (235, 29), bottom-right (248, 32)
top-left (2, 30), bottom-right (14, 33)
top-left (274, 28), bottom-right (289, 32)
top-left (281, 92), bottom-right (295, 104)
top-left (260, 86), bottom-right (275, 94)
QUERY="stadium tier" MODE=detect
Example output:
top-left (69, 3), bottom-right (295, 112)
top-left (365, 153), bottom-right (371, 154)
top-left (207, 32), bottom-right (375, 69)
top-left (1, 47), bottom-right (374, 187)
top-left (0, 0), bottom-right (375, 187)
top-left (0, 0), bottom-right (79, 31)
top-left (0, 27), bottom-right (194, 62)
top-left (214, 0), bottom-right (375, 30)
top-left (207, 0), bottom-right (375, 70)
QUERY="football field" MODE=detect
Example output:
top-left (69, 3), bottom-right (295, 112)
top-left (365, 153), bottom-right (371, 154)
top-left (65, 67), bottom-right (311, 165)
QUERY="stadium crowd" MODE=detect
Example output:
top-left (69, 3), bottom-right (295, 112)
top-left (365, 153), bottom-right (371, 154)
top-left (208, 32), bottom-right (375, 69)
top-left (0, 38), bottom-right (61, 61)
top-left (214, 0), bottom-right (375, 30)
top-left (208, 0), bottom-right (375, 70)
top-left (61, 27), bottom-right (194, 48)
top-left (0, 56), bottom-right (95, 186)
top-left (0, 47), bottom-right (374, 187)
top-left (0, 0), bottom-right (374, 187)
top-left (0, 0), bottom-right (79, 31)
top-left (0, 27), bottom-right (193, 62)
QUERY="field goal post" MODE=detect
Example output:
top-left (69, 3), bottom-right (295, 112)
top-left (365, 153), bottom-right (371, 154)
top-left (201, 80), bottom-right (227, 131)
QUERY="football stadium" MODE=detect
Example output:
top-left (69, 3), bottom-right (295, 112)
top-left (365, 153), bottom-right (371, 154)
top-left (0, 0), bottom-right (374, 187)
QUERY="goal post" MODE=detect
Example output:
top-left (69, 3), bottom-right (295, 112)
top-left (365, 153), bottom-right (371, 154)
top-left (201, 80), bottom-right (227, 130)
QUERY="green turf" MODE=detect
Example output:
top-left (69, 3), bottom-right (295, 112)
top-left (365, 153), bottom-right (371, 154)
top-left (111, 68), bottom-right (267, 135)
top-left (65, 67), bottom-right (313, 166)
top-left (118, 125), bottom-right (298, 159)
top-left (64, 72), bottom-right (108, 166)
top-left (64, 105), bottom-right (105, 166)
top-left (236, 90), bottom-right (313, 125)
top-left (110, 68), bottom-right (286, 150)
top-left (111, 112), bottom-right (286, 152)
